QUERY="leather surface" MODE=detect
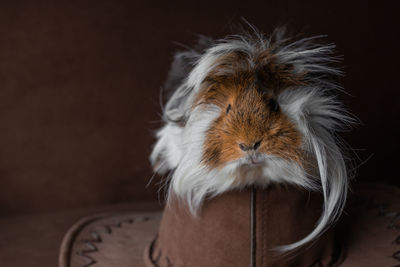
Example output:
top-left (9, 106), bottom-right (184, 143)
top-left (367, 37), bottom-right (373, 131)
top-left (149, 191), bottom-right (252, 267)
top-left (60, 212), bottom-right (161, 267)
top-left (0, 202), bottom-right (160, 267)
top-left (145, 185), bottom-right (336, 267)
top-left (254, 185), bottom-right (335, 266)
top-left (55, 183), bottom-right (400, 267)
top-left (338, 183), bottom-right (400, 266)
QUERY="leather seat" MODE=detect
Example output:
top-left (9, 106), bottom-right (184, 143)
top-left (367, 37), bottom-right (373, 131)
top-left (59, 211), bottom-right (161, 267)
top-left (0, 203), bottom-right (160, 267)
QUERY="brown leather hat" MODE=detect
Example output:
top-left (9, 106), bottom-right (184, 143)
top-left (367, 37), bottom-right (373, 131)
top-left (59, 182), bottom-right (400, 267)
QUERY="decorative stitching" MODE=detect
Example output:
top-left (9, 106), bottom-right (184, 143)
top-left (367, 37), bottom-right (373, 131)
top-left (355, 195), bottom-right (400, 265)
top-left (103, 225), bottom-right (112, 234)
top-left (84, 242), bottom-right (97, 252)
top-left (388, 213), bottom-right (400, 230)
top-left (78, 229), bottom-right (103, 266)
top-left (75, 252), bottom-right (97, 267)
top-left (393, 251), bottom-right (400, 261)
top-left (75, 215), bottom-right (156, 267)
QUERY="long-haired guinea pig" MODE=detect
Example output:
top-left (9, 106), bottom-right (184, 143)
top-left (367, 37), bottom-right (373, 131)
top-left (150, 27), bottom-right (354, 252)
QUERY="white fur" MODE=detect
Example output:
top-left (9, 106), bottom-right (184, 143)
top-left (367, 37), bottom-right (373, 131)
top-left (150, 29), bottom-right (353, 253)
top-left (276, 87), bottom-right (351, 251)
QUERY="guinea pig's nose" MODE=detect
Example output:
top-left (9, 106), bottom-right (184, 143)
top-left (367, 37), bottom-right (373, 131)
top-left (239, 140), bottom-right (262, 151)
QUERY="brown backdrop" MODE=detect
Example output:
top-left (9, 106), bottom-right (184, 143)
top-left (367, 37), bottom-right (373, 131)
top-left (0, 0), bottom-right (398, 216)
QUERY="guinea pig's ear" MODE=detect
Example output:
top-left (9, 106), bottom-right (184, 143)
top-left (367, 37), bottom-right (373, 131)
top-left (163, 52), bottom-right (196, 125)
top-left (163, 52), bottom-right (196, 100)
top-left (163, 36), bottom-right (214, 125)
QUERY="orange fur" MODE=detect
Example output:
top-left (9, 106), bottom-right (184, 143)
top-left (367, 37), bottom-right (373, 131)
top-left (194, 51), bottom-right (304, 169)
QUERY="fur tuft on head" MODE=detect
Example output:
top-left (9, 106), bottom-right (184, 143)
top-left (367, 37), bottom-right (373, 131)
top-left (150, 26), bottom-right (354, 252)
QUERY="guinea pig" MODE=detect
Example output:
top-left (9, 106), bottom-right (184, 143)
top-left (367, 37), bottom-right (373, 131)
top-left (150, 27), bottom-right (354, 252)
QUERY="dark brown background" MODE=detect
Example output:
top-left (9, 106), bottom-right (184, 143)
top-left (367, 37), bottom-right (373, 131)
top-left (0, 0), bottom-right (398, 216)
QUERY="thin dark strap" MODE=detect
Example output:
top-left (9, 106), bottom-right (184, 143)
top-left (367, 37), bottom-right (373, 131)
top-left (250, 186), bottom-right (256, 267)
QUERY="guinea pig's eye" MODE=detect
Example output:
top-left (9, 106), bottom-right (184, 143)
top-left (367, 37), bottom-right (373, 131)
top-left (268, 99), bottom-right (279, 112)
top-left (226, 104), bottom-right (232, 114)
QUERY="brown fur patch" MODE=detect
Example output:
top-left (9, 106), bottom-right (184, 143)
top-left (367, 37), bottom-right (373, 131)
top-left (195, 50), bottom-right (304, 168)
top-left (255, 50), bottom-right (306, 93)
